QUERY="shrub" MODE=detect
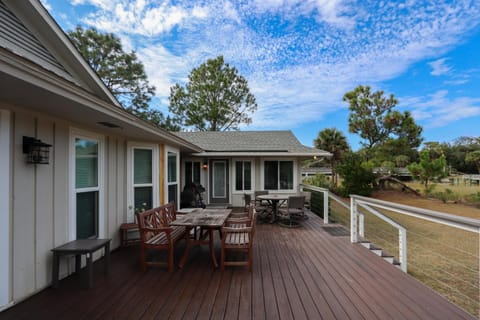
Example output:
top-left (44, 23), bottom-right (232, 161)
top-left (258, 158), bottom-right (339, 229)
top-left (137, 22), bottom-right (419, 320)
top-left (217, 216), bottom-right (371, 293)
top-left (336, 152), bottom-right (376, 196)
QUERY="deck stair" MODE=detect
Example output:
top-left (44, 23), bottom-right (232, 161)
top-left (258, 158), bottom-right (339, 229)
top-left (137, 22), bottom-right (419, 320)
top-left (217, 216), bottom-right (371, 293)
top-left (359, 240), bottom-right (401, 269)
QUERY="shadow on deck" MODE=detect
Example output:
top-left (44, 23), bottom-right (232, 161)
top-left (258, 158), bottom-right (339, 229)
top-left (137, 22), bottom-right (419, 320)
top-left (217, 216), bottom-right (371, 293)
top-left (0, 212), bottom-right (475, 319)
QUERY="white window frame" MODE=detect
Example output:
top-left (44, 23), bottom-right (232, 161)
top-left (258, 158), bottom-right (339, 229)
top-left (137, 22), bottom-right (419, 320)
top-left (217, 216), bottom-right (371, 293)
top-left (0, 110), bottom-right (11, 309)
top-left (69, 128), bottom-right (105, 240)
top-left (127, 142), bottom-right (159, 223)
top-left (212, 160), bottom-right (227, 198)
top-left (232, 159), bottom-right (255, 194)
top-left (165, 146), bottom-right (180, 207)
top-left (260, 158), bottom-right (297, 193)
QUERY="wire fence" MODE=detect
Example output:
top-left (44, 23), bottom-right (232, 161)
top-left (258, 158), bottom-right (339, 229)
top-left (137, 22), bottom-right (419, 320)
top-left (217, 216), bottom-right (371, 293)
top-left (302, 185), bottom-right (480, 317)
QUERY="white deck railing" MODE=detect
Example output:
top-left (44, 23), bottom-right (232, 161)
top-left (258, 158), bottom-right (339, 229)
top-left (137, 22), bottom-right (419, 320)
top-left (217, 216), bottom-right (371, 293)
top-left (350, 194), bottom-right (480, 272)
top-left (300, 184), bottom-right (480, 273)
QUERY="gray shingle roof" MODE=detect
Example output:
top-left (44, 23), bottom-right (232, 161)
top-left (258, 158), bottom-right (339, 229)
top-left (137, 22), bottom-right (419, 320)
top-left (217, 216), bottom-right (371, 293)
top-left (173, 130), bottom-right (329, 155)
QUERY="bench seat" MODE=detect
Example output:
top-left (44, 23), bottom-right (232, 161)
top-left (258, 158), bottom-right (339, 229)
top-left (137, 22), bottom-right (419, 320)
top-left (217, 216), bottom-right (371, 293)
top-left (136, 202), bottom-right (186, 272)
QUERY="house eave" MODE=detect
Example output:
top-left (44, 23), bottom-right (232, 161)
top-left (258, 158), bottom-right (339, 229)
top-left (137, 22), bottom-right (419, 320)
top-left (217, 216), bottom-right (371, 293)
top-left (3, 0), bottom-right (120, 106)
top-left (0, 48), bottom-right (201, 152)
top-left (190, 151), bottom-right (332, 157)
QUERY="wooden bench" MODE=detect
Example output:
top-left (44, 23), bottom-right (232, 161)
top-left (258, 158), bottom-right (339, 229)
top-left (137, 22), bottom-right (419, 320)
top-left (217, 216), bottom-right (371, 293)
top-left (51, 239), bottom-right (111, 288)
top-left (136, 202), bottom-right (186, 272)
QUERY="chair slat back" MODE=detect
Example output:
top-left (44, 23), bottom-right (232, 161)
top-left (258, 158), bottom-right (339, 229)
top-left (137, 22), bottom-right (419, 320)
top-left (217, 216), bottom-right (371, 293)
top-left (136, 207), bottom-right (163, 241)
top-left (163, 201), bottom-right (177, 225)
top-left (288, 196), bottom-right (305, 209)
top-left (254, 190), bottom-right (268, 198)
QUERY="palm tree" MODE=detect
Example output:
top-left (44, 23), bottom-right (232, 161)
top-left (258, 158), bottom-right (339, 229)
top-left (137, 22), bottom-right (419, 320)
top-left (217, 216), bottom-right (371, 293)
top-left (314, 128), bottom-right (350, 186)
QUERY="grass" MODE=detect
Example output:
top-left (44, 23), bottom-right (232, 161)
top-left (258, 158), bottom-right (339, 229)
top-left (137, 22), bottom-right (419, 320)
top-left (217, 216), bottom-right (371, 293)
top-left (406, 181), bottom-right (480, 204)
top-left (322, 190), bottom-right (480, 317)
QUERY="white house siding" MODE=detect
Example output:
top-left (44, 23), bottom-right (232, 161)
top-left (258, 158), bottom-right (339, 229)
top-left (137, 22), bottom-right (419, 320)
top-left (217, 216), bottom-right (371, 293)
top-left (5, 106), bottom-right (131, 304)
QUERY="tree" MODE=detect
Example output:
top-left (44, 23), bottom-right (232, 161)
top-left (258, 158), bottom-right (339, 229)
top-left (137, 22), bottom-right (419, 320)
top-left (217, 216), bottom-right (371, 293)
top-left (169, 56), bottom-right (258, 131)
top-left (68, 26), bottom-right (173, 129)
top-left (343, 85), bottom-right (423, 159)
top-left (407, 150), bottom-right (447, 189)
top-left (466, 150), bottom-right (480, 173)
top-left (336, 152), bottom-right (376, 196)
top-left (314, 128), bottom-right (350, 186)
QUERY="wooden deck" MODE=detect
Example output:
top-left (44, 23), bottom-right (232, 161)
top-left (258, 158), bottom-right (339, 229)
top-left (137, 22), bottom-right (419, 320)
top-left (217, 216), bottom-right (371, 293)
top-left (1, 213), bottom-right (475, 320)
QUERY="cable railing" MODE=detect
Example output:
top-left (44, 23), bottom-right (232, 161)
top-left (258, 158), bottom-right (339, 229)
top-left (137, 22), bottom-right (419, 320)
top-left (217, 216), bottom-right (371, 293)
top-left (300, 184), bottom-right (480, 317)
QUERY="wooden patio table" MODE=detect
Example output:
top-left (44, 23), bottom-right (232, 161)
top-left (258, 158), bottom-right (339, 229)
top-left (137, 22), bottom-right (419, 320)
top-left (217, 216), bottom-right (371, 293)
top-left (171, 208), bottom-right (231, 268)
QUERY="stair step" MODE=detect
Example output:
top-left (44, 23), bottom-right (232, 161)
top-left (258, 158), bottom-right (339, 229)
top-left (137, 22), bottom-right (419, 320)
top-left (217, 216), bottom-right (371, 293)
top-left (358, 241), bottom-right (402, 269)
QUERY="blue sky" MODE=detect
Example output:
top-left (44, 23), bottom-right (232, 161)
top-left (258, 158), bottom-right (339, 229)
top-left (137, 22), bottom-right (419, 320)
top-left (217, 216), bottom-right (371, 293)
top-left (42, 0), bottom-right (480, 149)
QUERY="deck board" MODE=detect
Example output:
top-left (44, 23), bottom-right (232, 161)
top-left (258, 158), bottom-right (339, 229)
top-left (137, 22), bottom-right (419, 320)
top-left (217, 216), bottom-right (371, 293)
top-left (0, 212), bottom-right (476, 320)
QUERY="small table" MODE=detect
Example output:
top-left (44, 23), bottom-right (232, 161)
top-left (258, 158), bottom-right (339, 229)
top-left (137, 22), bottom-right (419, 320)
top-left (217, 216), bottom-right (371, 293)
top-left (171, 208), bottom-right (231, 268)
top-left (256, 194), bottom-right (290, 223)
top-left (119, 223), bottom-right (139, 247)
top-left (51, 239), bottom-right (111, 288)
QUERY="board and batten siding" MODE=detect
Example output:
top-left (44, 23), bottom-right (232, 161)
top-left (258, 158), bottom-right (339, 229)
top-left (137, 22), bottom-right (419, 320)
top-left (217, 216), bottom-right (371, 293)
top-left (5, 107), bottom-right (129, 304)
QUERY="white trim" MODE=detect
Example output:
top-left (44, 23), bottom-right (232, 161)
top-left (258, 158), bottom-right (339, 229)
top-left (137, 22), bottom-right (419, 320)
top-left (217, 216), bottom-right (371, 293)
top-left (69, 128), bottom-right (105, 240)
top-left (165, 146), bottom-right (180, 207)
top-left (0, 110), bottom-right (11, 309)
top-left (260, 158), bottom-right (297, 193)
top-left (232, 158), bottom-right (255, 194)
top-left (126, 142), bottom-right (159, 223)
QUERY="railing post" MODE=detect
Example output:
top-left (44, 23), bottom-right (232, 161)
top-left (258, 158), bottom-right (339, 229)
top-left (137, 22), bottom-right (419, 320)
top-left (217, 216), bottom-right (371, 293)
top-left (350, 197), bottom-right (358, 243)
top-left (358, 213), bottom-right (364, 238)
top-left (323, 189), bottom-right (329, 224)
top-left (399, 229), bottom-right (407, 272)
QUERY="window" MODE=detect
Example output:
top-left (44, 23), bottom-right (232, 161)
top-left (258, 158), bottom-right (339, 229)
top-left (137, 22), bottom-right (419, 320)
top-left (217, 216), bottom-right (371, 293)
top-left (235, 160), bottom-right (252, 191)
top-left (264, 160), bottom-right (294, 191)
top-left (133, 148), bottom-right (153, 211)
top-left (167, 150), bottom-right (178, 204)
top-left (127, 143), bottom-right (158, 223)
top-left (74, 137), bottom-right (101, 239)
top-left (185, 161), bottom-right (201, 185)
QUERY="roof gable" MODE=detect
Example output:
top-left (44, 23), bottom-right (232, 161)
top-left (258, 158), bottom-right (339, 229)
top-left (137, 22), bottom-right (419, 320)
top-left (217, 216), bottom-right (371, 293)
top-left (0, 0), bottom-right (119, 106)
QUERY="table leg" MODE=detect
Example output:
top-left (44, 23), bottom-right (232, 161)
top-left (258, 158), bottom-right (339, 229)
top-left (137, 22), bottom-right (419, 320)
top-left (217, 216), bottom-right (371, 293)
top-left (208, 229), bottom-right (218, 268)
top-left (87, 253), bottom-right (93, 288)
top-left (52, 254), bottom-right (60, 288)
top-left (269, 200), bottom-right (278, 223)
top-left (75, 254), bottom-right (81, 274)
top-left (178, 226), bottom-right (192, 268)
top-left (104, 242), bottom-right (110, 275)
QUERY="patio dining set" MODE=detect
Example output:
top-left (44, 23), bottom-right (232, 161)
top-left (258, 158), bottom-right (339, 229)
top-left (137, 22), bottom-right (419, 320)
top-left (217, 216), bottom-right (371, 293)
top-left (132, 191), bottom-right (311, 274)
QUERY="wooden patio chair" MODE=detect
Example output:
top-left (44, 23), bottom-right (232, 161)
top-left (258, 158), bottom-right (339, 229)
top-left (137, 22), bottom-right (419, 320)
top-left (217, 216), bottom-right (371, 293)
top-left (136, 204), bottom-right (186, 272)
top-left (226, 204), bottom-right (255, 228)
top-left (278, 195), bottom-right (307, 221)
top-left (221, 210), bottom-right (257, 272)
top-left (253, 190), bottom-right (271, 220)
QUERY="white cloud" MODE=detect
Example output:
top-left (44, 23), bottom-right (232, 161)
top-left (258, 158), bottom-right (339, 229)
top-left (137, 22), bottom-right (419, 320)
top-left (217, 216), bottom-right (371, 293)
top-left (40, 0), bottom-right (52, 11)
top-left (402, 91), bottom-right (480, 128)
top-left (51, 0), bottom-right (480, 132)
top-left (76, 0), bottom-right (210, 36)
top-left (429, 58), bottom-right (451, 76)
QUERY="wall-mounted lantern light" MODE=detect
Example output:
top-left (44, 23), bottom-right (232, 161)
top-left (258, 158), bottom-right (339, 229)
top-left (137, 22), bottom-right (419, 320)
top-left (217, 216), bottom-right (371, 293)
top-left (202, 160), bottom-right (208, 170)
top-left (23, 136), bottom-right (52, 164)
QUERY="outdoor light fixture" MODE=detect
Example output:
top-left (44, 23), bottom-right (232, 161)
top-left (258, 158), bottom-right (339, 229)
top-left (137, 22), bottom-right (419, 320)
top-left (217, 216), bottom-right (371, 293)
top-left (202, 160), bottom-right (208, 170)
top-left (23, 136), bottom-right (52, 164)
